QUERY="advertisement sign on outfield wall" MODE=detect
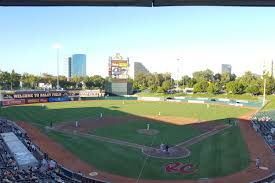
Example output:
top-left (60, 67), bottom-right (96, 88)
top-left (2, 99), bottom-right (26, 106)
top-left (26, 98), bottom-right (48, 104)
top-left (48, 97), bottom-right (70, 102)
top-left (79, 90), bottom-right (105, 97)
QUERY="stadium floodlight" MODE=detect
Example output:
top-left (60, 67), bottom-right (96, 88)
top-left (52, 44), bottom-right (62, 90)
top-left (176, 58), bottom-right (181, 90)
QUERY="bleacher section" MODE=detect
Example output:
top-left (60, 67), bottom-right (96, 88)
top-left (251, 111), bottom-right (275, 153)
top-left (0, 118), bottom-right (109, 183)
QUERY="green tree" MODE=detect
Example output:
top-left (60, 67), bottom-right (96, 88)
top-left (133, 73), bottom-right (148, 90)
top-left (193, 80), bottom-right (209, 93)
top-left (226, 81), bottom-right (245, 94)
top-left (214, 73), bottom-right (221, 82)
top-left (0, 71), bottom-right (10, 89)
top-left (220, 73), bottom-right (231, 85)
top-left (22, 73), bottom-right (38, 89)
top-left (246, 83), bottom-right (260, 95)
top-left (41, 73), bottom-right (54, 84)
top-left (207, 82), bottom-right (220, 94)
top-left (91, 75), bottom-right (105, 89)
top-left (161, 80), bottom-right (172, 92)
top-left (9, 70), bottom-right (20, 90)
top-left (181, 75), bottom-right (191, 87)
top-left (237, 71), bottom-right (257, 88)
top-left (260, 75), bottom-right (275, 95)
top-left (193, 69), bottom-right (214, 82)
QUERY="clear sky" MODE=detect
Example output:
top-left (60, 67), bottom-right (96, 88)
top-left (1, 6), bottom-right (275, 79)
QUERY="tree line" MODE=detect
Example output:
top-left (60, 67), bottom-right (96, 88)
top-left (1, 69), bottom-right (274, 95)
top-left (133, 69), bottom-right (275, 95)
top-left (0, 70), bottom-right (105, 90)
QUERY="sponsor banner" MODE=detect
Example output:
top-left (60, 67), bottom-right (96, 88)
top-left (174, 97), bottom-right (185, 100)
top-left (26, 98), bottom-right (48, 104)
top-left (2, 99), bottom-right (25, 106)
top-left (79, 90), bottom-right (105, 97)
top-left (138, 97), bottom-right (164, 102)
top-left (39, 98), bottom-right (48, 103)
top-left (48, 97), bottom-right (70, 102)
top-left (229, 103), bottom-right (244, 107)
top-left (218, 98), bottom-right (230, 102)
top-left (166, 99), bottom-right (181, 103)
top-left (188, 100), bottom-right (205, 104)
top-left (197, 97), bottom-right (208, 101)
top-left (236, 100), bottom-right (249, 103)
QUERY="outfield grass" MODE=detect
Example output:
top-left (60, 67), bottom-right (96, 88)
top-left (0, 100), bottom-right (252, 129)
top-left (48, 125), bottom-right (249, 180)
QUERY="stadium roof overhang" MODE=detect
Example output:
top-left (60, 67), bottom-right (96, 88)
top-left (1, 0), bottom-right (275, 6)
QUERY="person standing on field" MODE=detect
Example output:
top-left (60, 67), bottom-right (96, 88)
top-left (256, 157), bottom-right (260, 169)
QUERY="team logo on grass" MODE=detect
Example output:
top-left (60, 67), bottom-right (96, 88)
top-left (164, 162), bottom-right (197, 174)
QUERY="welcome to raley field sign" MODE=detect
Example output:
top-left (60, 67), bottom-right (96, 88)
top-left (13, 91), bottom-right (66, 99)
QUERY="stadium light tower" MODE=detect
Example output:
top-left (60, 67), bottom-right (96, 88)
top-left (176, 58), bottom-right (181, 89)
top-left (53, 44), bottom-right (61, 90)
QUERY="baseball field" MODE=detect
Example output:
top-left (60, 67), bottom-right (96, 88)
top-left (0, 100), bottom-right (255, 181)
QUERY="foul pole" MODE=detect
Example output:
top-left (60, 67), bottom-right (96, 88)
top-left (263, 78), bottom-right (266, 107)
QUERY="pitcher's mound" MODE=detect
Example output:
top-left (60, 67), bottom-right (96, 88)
top-left (137, 129), bottom-right (159, 136)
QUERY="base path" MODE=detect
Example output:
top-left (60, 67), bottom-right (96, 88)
top-left (15, 110), bottom-right (275, 183)
top-left (176, 124), bottom-right (230, 148)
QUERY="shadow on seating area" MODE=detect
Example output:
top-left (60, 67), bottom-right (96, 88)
top-left (0, 118), bottom-right (108, 183)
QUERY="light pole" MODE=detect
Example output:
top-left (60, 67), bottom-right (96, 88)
top-left (176, 58), bottom-right (180, 89)
top-left (53, 44), bottom-right (61, 90)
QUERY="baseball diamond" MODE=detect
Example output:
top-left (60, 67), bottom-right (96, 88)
top-left (0, 99), bottom-right (274, 183)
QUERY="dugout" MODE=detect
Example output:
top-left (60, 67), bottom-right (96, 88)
top-left (1, 132), bottom-right (39, 170)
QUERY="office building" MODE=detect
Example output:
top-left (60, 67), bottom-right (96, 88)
top-left (64, 57), bottom-right (72, 80)
top-left (221, 64), bottom-right (232, 74)
top-left (71, 54), bottom-right (86, 77)
top-left (134, 62), bottom-right (150, 79)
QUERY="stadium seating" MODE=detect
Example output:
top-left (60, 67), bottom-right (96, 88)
top-left (251, 111), bottom-right (275, 153)
top-left (0, 118), bottom-right (108, 183)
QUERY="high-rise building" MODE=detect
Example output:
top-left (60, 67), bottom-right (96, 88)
top-left (64, 57), bottom-right (72, 80)
top-left (221, 64), bottom-right (232, 74)
top-left (263, 60), bottom-right (274, 77)
top-left (134, 62), bottom-right (150, 79)
top-left (71, 54), bottom-right (86, 77)
top-left (68, 57), bottom-right (72, 78)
